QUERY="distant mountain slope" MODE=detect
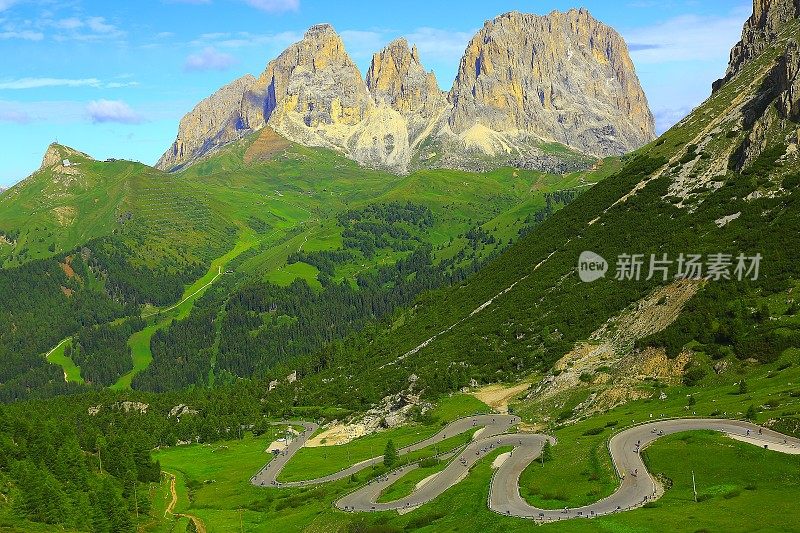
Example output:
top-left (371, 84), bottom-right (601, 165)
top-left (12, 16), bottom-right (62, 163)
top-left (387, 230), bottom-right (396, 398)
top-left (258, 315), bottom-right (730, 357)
top-left (157, 9), bottom-right (654, 174)
top-left (0, 123), bottom-right (623, 399)
top-left (0, 143), bottom-right (234, 269)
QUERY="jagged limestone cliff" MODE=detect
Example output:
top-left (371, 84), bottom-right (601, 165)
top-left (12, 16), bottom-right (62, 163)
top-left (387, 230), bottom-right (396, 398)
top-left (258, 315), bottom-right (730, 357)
top-left (447, 10), bottom-right (655, 159)
top-left (365, 38), bottom-right (447, 144)
top-left (650, 0), bottom-right (800, 204)
top-left (156, 75), bottom-right (259, 171)
top-left (158, 10), bottom-right (655, 174)
top-left (715, 0), bottom-right (800, 90)
top-left (255, 24), bottom-right (411, 173)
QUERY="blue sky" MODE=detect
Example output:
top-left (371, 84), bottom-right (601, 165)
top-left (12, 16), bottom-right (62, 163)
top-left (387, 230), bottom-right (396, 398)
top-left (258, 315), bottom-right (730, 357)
top-left (0, 0), bottom-right (752, 186)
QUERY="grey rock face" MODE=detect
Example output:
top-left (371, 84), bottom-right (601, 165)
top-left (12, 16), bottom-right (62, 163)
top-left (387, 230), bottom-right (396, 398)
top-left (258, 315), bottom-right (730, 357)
top-left (447, 10), bottom-right (655, 158)
top-left (366, 38), bottom-right (448, 143)
top-left (159, 11), bottom-right (655, 173)
top-left (256, 24), bottom-right (412, 172)
top-left (156, 75), bottom-right (261, 171)
top-left (715, 0), bottom-right (800, 91)
top-left (258, 24), bottom-right (373, 130)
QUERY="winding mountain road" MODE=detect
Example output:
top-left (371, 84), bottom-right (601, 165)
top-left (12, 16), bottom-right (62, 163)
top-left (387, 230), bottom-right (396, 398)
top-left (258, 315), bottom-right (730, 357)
top-left (251, 416), bottom-right (518, 488)
top-left (252, 417), bottom-right (800, 521)
top-left (491, 418), bottom-right (800, 522)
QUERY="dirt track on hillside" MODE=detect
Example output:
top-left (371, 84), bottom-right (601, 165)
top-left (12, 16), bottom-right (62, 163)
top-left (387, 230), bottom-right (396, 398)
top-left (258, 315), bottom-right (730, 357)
top-left (164, 471), bottom-right (207, 533)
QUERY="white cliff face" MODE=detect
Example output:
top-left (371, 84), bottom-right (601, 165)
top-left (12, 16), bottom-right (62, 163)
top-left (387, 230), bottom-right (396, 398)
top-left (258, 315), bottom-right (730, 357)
top-left (158, 11), bottom-right (655, 174)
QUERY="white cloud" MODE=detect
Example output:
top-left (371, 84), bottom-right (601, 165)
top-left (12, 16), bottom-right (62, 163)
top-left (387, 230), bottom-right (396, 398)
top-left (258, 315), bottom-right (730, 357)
top-left (48, 15), bottom-right (125, 41)
top-left (0, 0), bottom-right (18, 12)
top-left (0, 107), bottom-right (30, 123)
top-left (243, 0), bottom-right (299, 13)
top-left (0, 77), bottom-right (103, 89)
top-left (334, 26), bottom-right (473, 66)
top-left (184, 47), bottom-right (237, 71)
top-left (0, 77), bottom-right (137, 90)
top-left (0, 30), bottom-right (44, 40)
top-left (340, 30), bottom-right (385, 59)
top-left (86, 17), bottom-right (116, 34)
top-left (653, 106), bottom-right (694, 134)
top-left (404, 27), bottom-right (474, 64)
top-left (105, 81), bottom-right (140, 88)
top-left (0, 98), bottom-right (187, 124)
top-left (0, 99), bottom-right (85, 123)
top-left (190, 30), bottom-right (301, 50)
top-left (623, 9), bottom-right (749, 64)
top-left (53, 17), bottom-right (83, 30)
top-left (86, 100), bottom-right (144, 124)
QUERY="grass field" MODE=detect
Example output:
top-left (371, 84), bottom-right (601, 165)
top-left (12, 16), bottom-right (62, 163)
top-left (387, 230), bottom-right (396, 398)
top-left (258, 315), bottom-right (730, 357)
top-left (149, 362), bottom-right (800, 532)
top-left (376, 459), bottom-right (448, 503)
top-left (278, 394), bottom-right (488, 482)
top-left (44, 337), bottom-right (83, 384)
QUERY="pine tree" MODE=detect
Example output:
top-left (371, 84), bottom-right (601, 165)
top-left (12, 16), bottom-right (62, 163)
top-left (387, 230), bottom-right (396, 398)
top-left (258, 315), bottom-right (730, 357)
top-left (383, 440), bottom-right (398, 468)
top-left (738, 380), bottom-right (749, 395)
top-left (541, 440), bottom-right (553, 462)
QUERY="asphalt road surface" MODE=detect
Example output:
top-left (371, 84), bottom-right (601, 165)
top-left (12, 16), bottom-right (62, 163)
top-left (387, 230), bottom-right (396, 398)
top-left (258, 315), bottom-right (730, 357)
top-left (251, 415), bottom-right (519, 488)
top-left (251, 417), bottom-right (800, 521)
top-left (490, 418), bottom-right (800, 522)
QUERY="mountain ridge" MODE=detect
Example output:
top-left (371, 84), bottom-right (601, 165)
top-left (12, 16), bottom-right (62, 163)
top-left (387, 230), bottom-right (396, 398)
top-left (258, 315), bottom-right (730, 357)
top-left (157, 9), bottom-right (655, 174)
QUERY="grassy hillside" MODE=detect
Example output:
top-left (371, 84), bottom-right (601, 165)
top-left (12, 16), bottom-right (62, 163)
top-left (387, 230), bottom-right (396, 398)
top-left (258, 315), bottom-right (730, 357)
top-left (3, 5), bottom-right (800, 533)
top-left (144, 360), bottom-right (800, 532)
top-left (0, 128), bottom-right (620, 397)
top-left (274, 17), bottom-right (800, 414)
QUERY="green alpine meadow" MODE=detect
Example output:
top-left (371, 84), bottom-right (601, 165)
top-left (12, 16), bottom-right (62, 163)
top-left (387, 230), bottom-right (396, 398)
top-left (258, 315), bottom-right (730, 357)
top-left (1, 0), bottom-right (799, 531)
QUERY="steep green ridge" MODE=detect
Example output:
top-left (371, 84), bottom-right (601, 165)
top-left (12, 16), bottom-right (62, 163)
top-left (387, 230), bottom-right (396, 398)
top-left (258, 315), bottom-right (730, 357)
top-left (272, 17), bottom-right (800, 412)
top-left (0, 146), bottom-right (142, 266)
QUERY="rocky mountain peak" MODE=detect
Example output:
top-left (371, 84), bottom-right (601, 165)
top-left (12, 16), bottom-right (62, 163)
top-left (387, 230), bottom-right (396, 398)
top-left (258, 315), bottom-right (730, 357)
top-left (41, 143), bottom-right (64, 169)
top-left (304, 23), bottom-right (335, 39)
top-left (447, 8), bottom-right (655, 158)
top-left (159, 11), bottom-right (656, 173)
top-left (365, 38), bottom-right (446, 140)
top-left (156, 74), bottom-right (258, 170)
top-left (710, 0), bottom-right (800, 177)
top-left (715, 0), bottom-right (800, 91)
top-left (253, 23), bottom-right (416, 172)
top-left (40, 144), bottom-right (91, 170)
top-left (257, 22), bottom-right (370, 128)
